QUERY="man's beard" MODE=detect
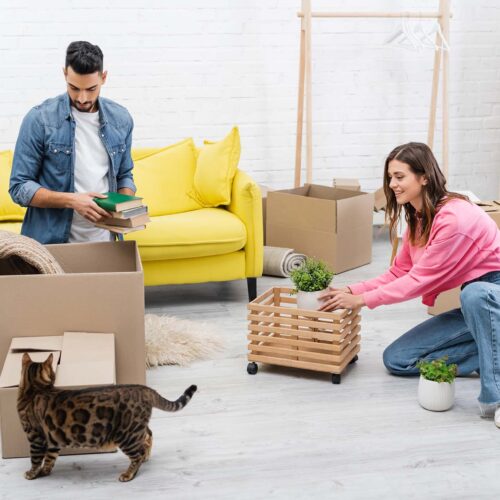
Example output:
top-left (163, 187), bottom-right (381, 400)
top-left (71, 98), bottom-right (97, 112)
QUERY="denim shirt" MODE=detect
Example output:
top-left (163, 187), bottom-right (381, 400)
top-left (9, 93), bottom-right (136, 244)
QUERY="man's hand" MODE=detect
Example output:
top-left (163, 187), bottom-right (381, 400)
top-left (70, 192), bottom-right (110, 223)
top-left (318, 286), bottom-right (365, 312)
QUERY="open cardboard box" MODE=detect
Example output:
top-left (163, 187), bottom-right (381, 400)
top-left (428, 202), bottom-right (500, 315)
top-left (266, 184), bottom-right (374, 273)
top-left (0, 332), bottom-right (115, 458)
top-left (0, 240), bottom-right (146, 458)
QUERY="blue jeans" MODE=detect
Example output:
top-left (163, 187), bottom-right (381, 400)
top-left (383, 271), bottom-right (500, 405)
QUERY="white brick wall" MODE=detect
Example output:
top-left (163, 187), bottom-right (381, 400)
top-left (1, 0), bottom-right (499, 198)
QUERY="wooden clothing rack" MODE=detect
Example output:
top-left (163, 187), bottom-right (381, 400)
top-left (294, 0), bottom-right (452, 188)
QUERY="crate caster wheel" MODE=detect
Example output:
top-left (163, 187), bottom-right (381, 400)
top-left (331, 374), bottom-right (341, 384)
top-left (247, 362), bottom-right (258, 375)
top-left (349, 355), bottom-right (359, 365)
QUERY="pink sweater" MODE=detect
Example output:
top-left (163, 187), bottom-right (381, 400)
top-left (349, 199), bottom-right (500, 309)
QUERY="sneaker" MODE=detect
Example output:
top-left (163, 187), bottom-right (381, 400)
top-left (478, 401), bottom-right (498, 419)
top-left (495, 407), bottom-right (500, 428)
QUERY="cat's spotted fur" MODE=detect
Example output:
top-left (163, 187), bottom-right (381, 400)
top-left (17, 353), bottom-right (197, 482)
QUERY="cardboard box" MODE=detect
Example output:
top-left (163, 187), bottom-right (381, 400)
top-left (266, 184), bottom-right (374, 273)
top-left (332, 178), bottom-right (361, 191)
top-left (476, 200), bottom-right (500, 227)
top-left (0, 333), bottom-right (115, 458)
top-left (0, 241), bottom-right (146, 458)
top-left (429, 204), bottom-right (500, 315)
top-left (428, 287), bottom-right (461, 316)
top-left (374, 187), bottom-right (386, 212)
top-left (259, 185), bottom-right (273, 245)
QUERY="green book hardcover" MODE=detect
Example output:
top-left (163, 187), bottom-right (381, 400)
top-left (93, 192), bottom-right (143, 212)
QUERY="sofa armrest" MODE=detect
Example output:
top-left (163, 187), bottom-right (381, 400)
top-left (227, 169), bottom-right (263, 277)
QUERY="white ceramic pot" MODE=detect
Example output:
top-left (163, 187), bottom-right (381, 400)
top-left (418, 375), bottom-right (455, 412)
top-left (296, 289), bottom-right (326, 311)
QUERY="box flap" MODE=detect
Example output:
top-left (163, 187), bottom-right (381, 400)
top-left (0, 350), bottom-right (61, 388)
top-left (10, 336), bottom-right (64, 353)
top-left (55, 332), bottom-right (115, 387)
top-left (475, 201), bottom-right (497, 211)
top-left (47, 241), bottom-right (140, 274)
top-left (56, 362), bottom-right (115, 387)
top-left (306, 184), bottom-right (363, 201)
top-left (275, 186), bottom-right (310, 197)
top-left (332, 178), bottom-right (361, 191)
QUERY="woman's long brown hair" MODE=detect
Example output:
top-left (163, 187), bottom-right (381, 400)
top-left (384, 142), bottom-right (468, 246)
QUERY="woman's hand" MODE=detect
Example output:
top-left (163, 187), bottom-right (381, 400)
top-left (318, 286), bottom-right (365, 312)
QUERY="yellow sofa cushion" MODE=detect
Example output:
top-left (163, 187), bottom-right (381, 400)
top-left (0, 151), bottom-right (26, 221)
top-left (133, 138), bottom-right (201, 216)
top-left (126, 208), bottom-right (247, 262)
top-left (191, 127), bottom-right (240, 207)
top-left (132, 148), bottom-right (164, 162)
top-left (0, 221), bottom-right (22, 234)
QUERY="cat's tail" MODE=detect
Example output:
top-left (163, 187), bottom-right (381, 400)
top-left (150, 385), bottom-right (197, 412)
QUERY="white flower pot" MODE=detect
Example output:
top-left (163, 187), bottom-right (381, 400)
top-left (418, 375), bottom-right (455, 412)
top-left (296, 289), bottom-right (326, 311)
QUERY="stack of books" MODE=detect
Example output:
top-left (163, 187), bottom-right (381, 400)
top-left (93, 192), bottom-right (150, 234)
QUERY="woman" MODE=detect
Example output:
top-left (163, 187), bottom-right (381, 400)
top-left (319, 142), bottom-right (500, 427)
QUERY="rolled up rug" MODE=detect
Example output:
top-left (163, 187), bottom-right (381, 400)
top-left (0, 230), bottom-right (65, 275)
top-left (263, 246), bottom-right (307, 277)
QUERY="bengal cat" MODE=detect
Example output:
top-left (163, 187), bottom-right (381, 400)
top-left (17, 352), bottom-right (197, 482)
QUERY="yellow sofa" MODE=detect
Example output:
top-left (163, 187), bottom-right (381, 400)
top-left (0, 136), bottom-right (263, 300)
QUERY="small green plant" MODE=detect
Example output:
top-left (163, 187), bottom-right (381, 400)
top-left (417, 356), bottom-right (457, 383)
top-left (290, 258), bottom-right (334, 293)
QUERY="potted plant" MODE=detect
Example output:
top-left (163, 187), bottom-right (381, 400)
top-left (417, 356), bottom-right (457, 411)
top-left (290, 258), bottom-right (334, 311)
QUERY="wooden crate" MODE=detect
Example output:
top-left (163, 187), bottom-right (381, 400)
top-left (247, 287), bottom-right (361, 382)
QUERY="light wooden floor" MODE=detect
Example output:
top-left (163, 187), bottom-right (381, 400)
top-left (1, 227), bottom-right (499, 499)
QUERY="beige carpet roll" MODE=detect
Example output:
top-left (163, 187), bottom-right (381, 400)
top-left (0, 230), bottom-right (65, 275)
top-left (263, 246), bottom-right (307, 278)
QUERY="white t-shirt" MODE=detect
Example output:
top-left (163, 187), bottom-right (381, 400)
top-left (68, 108), bottom-right (112, 243)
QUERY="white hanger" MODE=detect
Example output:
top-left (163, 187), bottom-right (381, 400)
top-left (419, 21), bottom-right (450, 51)
top-left (385, 17), bottom-right (419, 51)
top-left (413, 19), bottom-right (434, 50)
top-left (385, 17), bottom-right (415, 50)
top-left (385, 18), bottom-right (450, 52)
top-left (402, 17), bottom-right (423, 51)
top-left (384, 20), bottom-right (405, 45)
top-left (434, 22), bottom-right (450, 51)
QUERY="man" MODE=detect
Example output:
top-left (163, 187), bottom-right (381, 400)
top-left (9, 41), bottom-right (136, 244)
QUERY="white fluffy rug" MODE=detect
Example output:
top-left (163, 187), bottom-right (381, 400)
top-left (145, 313), bottom-right (224, 368)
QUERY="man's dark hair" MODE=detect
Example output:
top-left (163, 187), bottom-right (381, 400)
top-left (65, 41), bottom-right (103, 74)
